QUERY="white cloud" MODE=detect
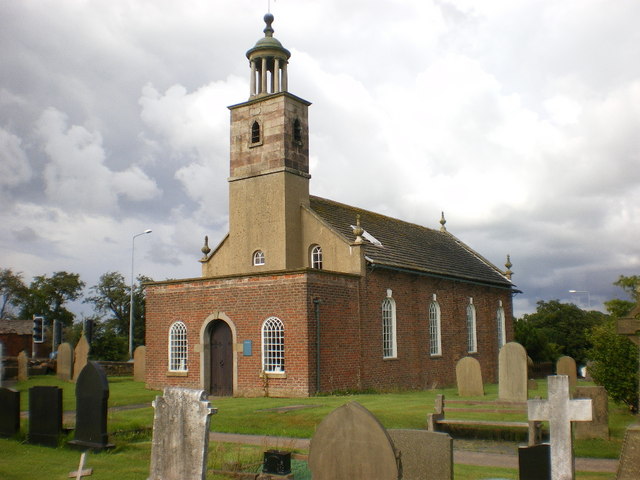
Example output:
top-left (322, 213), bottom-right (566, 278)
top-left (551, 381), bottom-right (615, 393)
top-left (0, 128), bottom-right (32, 190)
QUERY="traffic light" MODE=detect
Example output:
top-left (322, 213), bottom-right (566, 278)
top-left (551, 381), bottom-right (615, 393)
top-left (33, 316), bottom-right (45, 344)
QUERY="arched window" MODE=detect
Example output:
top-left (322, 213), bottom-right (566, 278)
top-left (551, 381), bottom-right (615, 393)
top-left (466, 299), bottom-right (477, 353)
top-left (262, 317), bottom-right (284, 373)
top-left (497, 301), bottom-right (506, 349)
top-left (253, 250), bottom-right (265, 266)
top-left (251, 120), bottom-right (261, 144)
top-left (169, 321), bottom-right (188, 372)
top-left (382, 291), bottom-right (397, 358)
top-left (429, 295), bottom-right (442, 356)
top-left (311, 245), bottom-right (323, 269)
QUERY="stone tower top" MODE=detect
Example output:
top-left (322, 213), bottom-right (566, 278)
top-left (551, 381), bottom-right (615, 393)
top-left (246, 13), bottom-right (291, 98)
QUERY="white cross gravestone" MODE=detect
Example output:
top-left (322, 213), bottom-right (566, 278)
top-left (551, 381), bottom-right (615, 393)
top-left (528, 375), bottom-right (592, 480)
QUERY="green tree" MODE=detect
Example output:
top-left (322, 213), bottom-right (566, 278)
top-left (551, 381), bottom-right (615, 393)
top-left (17, 271), bottom-right (85, 327)
top-left (587, 319), bottom-right (639, 412)
top-left (604, 275), bottom-right (639, 318)
top-left (0, 268), bottom-right (27, 319)
top-left (516, 300), bottom-right (607, 365)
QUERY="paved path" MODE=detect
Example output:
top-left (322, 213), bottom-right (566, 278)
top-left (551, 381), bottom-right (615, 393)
top-left (208, 432), bottom-right (619, 473)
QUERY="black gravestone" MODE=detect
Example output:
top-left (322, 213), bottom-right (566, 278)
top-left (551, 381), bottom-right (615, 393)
top-left (518, 443), bottom-right (551, 480)
top-left (68, 361), bottom-right (114, 451)
top-left (28, 386), bottom-right (63, 447)
top-left (263, 450), bottom-right (292, 475)
top-left (0, 387), bottom-right (20, 437)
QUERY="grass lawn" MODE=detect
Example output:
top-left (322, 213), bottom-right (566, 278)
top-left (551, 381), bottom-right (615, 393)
top-left (1, 375), bottom-right (636, 479)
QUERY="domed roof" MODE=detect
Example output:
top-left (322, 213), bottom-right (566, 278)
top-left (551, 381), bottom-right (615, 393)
top-left (246, 13), bottom-right (291, 60)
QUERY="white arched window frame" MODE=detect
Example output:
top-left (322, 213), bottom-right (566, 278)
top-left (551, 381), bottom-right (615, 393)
top-left (253, 250), bottom-right (265, 266)
top-left (382, 291), bottom-right (397, 359)
top-left (466, 299), bottom-right (477, 353)
top-left (169, 321), bottom-right (188, 372)
top-left (497, 301), bottom-right (506, 349)
top-left (429, 295), bottom-right (442, 356)
top-left (262, 317), bottom-right (285, 373)
top-left (310, 245), bottom-right (323, 269)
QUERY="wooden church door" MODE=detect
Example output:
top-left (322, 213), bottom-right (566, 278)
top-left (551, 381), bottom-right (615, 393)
top-left (209, 320), bottom-right (233, 396)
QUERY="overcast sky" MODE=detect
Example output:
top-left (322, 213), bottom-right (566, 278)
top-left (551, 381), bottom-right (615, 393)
top-left (1, 0), bottom-right (639, 319)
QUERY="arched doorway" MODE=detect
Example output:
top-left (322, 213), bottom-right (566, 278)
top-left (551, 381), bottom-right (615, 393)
top-left (209, 320), bottom-right (233, 396)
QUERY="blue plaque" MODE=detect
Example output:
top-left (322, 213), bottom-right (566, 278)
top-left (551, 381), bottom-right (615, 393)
top-left (243, 340), bottom-right (252, 356)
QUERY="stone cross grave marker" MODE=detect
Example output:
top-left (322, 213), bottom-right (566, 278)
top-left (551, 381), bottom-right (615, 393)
top-left (617, 423), bottom-right (640, 480)
top-left (499, 342), bottom-right (528, 402)
top-left (68, 361), bottom-right (114, 451)
top-left (456, 356), bottom-right (484, 397)
top-left (133, 345), bottom-right (146, 382)
top-left (69, 452), bottom-right (93, 480)
top-left (0, 387), bottom-right (20, 437)
top-left (28, 385), bottom-right (63, 447)
top-left (56, 342), bottom-right (74, 381)
top-left (556, 356), bottom-right (577, 392)
top-left (73, 335), bottom-right (90, 382)
top-left (149, 387), bottom-right (216, 480)
top-left (308, 401), bottom-right (400, 480)
top-left (17, 350), bottom-right (28, 382)
top-left (528, 375), bottom-right (592, 480)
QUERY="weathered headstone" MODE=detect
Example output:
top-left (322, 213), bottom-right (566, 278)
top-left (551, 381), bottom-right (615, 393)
top-left (556, 356), bottom-right (577, 392)
top-left (309, 402), bottom-right (400, 480)
top-left (528, 378), bottom-right (539, 390)
top-left (73, 335), bottom-right (90, 382)
top-left (133, 345), bottom-right (146, 382)
top-left (56, 342), bottom-right (74, 381)
top-left (17, 350), bottom-right (28, 382)
top-left (68, 361), bottom-right (114, 451)
top-left (388, 429), bottom-right (453, 480)
top-left (617, 423), bottom-right (640, 480)
top-left (574, 386), bottom-right (609, 440)
top-left (528, 375), bottom-right (592, 480)
top-left (28, 385), bottom-right (63, 447)
top-left (499, 342), bottom-right (528, 402)
top-left (518, 443), bottom-right (551, 480)
top-left (456, 356), bottom-right (484, 397)
top-left (149, 388), bottom-right (216, 480)
top-left (0, 387), bottom-right (20, 437)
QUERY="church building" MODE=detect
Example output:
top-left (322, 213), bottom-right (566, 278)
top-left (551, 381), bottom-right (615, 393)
top-left (145, 14), bottom-right (518, 397)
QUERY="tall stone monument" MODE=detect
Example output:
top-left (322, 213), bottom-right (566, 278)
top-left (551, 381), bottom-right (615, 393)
top-left (499, 342), bottom-right (528, 402)
top-left (17, 350), bottom-right (28, 382)
top-left (133, 345), bottom-right (146, 382)
top-left (56, 342), bottom-right (73, 381)
top-left (149, 388), bottom-right (216, 480)
top-left (72, 335), bottom-right (90, 382)
top-left (528, 375), bottom-right (592, 480)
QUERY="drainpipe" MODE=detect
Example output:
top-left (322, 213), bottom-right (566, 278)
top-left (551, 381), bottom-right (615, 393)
top-left (313, 298), bottom-right (322, 394)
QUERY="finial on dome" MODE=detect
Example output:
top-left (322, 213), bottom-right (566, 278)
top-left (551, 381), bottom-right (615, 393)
top-left (263, 13), bottom-right (275, 37)
top-left (439, 212), bottom-right (447, 232)
top-left (504, 254), bottom-right (513, 280)
top-left (353, 215), bottom-right (364, 244)
top-left (200, 235), bottom-right (211, 260)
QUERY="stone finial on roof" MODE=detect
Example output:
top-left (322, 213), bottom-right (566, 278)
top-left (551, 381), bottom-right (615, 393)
top-left (504, 254), bottom-right (513, 280)
top-left (200, 235), bottom-right (211, 261)
top-left (353, 215), bottom-right (364, 244)
top-left (439, 212), bottom-right (447, 232)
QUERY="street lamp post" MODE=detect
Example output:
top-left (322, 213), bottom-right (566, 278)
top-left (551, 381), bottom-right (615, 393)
top-left (569, 290), bottom-right (591, 309)
top-left (130, 229), bottom-right (152, 360)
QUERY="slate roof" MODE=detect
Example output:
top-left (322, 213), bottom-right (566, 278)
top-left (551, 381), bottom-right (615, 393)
top-left (309, 196), bottom-right (515, 289)
top-left (0, 318), bottom-right (33, 335)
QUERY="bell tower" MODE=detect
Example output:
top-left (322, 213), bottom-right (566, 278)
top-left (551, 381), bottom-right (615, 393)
top-left (225, 13), bottom-right (312, 273)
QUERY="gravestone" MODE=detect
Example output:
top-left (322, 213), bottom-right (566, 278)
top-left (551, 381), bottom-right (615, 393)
top-left (149, 387), bottom-right (216, 480)
top-left (528, 375), bottom-right (592, 480)
top-left (133, 345), bottom-right (146, 382)
top-left (556, 356), bottom-right (577, 392)
top-left (519, 444), bottom-right (551, 480)
top-left (617, 423), bottom-right (640, 480)
top-left (308, 402), bottom-right (400, 480)
top-left (499, 342), bottom-right (528, 402)
top-left (68, 361), bottom-right (114, 451)
top-left (73, 335), bottom-right (90, 382)
top-left (0, 387), bottom-right (20, 437)
top-left (456, 356), bottom-right (484, 397)
top-left (28, 385), bottom-right (63, 447)
top-left (56, 342), bottom-right (74, 381)
top-left (388, 429), bottom-right (453, 480)
top-left (17, 350), bottom-right (28, 382)
top-left (528, 378), bottom-right (539, 390)
top-left (574, 386), bottom-right (609, 440)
